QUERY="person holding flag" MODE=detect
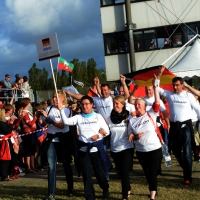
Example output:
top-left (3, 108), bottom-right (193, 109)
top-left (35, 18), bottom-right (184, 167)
top-left (40, 90), bottom-right (74, 200)
top-left (128, 75), bottom-right (162, 200)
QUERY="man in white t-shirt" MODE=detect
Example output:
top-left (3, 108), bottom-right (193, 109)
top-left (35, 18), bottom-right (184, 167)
top-left (64, 75), bottom-right (130, 122)
top-left (157, 67), bottom-right (200, 186)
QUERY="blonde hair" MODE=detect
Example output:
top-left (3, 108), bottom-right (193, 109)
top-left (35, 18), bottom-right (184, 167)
top-left (113, 95), bottom-right (126, 105)
top-left (0, 108), bottom-right (5, 122)
top-left (52, 90), bottom-right (68, 106)
top-left (135, 97), bottom-right (147, 106)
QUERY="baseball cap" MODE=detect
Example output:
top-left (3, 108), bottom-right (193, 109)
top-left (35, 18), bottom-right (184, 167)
top-left (5, 74), bottom-right (10, 77)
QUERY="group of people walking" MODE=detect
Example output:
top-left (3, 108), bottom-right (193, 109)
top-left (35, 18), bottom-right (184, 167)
top-left (0, 66), bottom-right (199, 200)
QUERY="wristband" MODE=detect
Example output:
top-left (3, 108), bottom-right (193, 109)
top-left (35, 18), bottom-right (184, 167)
top-left (122, 83), bottom-right (126, 86)
top-left (158, 72), bottom-right (162, 76)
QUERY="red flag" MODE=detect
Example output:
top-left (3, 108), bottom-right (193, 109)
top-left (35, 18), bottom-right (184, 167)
top-left (87, 87), bottom-right (99, 97)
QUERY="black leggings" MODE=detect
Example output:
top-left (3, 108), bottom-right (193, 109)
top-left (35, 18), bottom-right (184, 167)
top-left (111, 148), bottom-right (134, 199)
top-left (136, 148), bottom-right (162, 191)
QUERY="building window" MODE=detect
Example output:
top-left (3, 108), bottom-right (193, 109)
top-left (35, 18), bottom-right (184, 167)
top-left (103, 22), bottom-right (200, 55)
top-left (104, 32), bottom-right (129, 55)
top-left (100, 0), bottom-right (124, 6)
top-left (183, 23), bottom-right (200, 45)
top-left (144, 30), bottom-right (156, 49)
top-left (133, 31), bottom-right (144, 51)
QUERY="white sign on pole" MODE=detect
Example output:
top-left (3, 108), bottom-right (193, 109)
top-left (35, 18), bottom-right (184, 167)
top-left (35, 32), bottom-right (60, 61)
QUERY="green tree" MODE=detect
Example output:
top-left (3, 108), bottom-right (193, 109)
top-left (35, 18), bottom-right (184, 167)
top-left (28, 63), bottom-right (42, 91)
top-left (80, 61), bottom-right (88, 86)
top-left (40, 68), bottom-right (49, 90)
top-left (60, 70), bottom-right (69, 88)
top-left (87, 58), bottom-right (97, 86)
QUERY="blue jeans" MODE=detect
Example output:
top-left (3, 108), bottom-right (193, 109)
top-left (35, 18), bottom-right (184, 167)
top-left (47, 142), bottom-right (73, 195)
top-left (172, 126), bottom-right (193, 181)
top-left (162, 128), bottom-right (169, 146)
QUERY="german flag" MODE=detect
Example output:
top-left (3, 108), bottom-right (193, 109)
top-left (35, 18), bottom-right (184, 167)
top-left (42, 38), bottom-right (50, 47)
top-left (124, 66), bottom-right (176, 96)
top-left (130, 66), bottom-right (175, 86)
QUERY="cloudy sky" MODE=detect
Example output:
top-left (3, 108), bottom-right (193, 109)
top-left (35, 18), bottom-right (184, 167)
top-left (0, 0), bottom-right (104, 82)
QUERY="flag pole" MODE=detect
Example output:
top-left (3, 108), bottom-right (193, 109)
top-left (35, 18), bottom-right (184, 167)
top-left (49, 59), bottom-right (59, 100)
top-left (71, 75), bottom-right (72, 86)
top-left (161, 34), bottom-right (198, 66)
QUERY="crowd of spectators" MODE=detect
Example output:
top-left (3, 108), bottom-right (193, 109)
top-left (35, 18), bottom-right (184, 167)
top-left (0, 74), bottom-right (31, 102)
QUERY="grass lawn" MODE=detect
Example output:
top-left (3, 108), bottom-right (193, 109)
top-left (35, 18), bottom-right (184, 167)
top-left (0, 156), bottom-right (200, 200)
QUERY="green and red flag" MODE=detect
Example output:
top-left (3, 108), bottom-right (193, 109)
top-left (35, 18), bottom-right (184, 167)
top-left (57, 57), bottom-right (74, 73)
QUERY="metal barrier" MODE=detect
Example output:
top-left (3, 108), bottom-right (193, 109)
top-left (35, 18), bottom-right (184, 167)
top-left (0, 88), bottom-right (35, 102)
top-left (35, 90), bottom-right (54, 103)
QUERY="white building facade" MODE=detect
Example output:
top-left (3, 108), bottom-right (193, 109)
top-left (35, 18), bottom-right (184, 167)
top-left (100, 0), bottom-right (200, 81)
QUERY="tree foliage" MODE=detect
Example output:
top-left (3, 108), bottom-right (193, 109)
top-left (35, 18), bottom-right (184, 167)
top-left (28, 58), bottom-right (108, 94)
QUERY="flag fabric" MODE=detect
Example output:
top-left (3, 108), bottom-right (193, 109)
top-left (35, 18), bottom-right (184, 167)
top-left (62, 85), bottom-right (79, 94)
top-left (124, 65), bottom-right (175, 86)
top-left (35, 122), bottom-right (47, 143)
top-left (124, 66), bottom-right (176, 97)
top-left (87, 87), bottom-right (99, 97)
top-left (129, 66), bottom-right (175, 87)
top-left (57, 57), bottom-right (74, 72)
top-left (125, 77), bottom-right (137, 85)
top-left (73, 79), bottom-right (84, 88)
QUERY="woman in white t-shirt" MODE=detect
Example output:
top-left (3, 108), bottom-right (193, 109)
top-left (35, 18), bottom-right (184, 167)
top-left (59, 95), bottom-right (111, 200)
top-left (108, 95), bottom-right (134, 200)
top-left (128, 76), bottom-right (162, 200)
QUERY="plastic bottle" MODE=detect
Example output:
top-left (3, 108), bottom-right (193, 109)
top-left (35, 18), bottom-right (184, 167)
top-left (162, 144), bottom-right (172, 167)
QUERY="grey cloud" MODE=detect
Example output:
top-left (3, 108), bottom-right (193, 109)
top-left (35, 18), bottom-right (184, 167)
top-left (0, 0), bottom-right (105, 78)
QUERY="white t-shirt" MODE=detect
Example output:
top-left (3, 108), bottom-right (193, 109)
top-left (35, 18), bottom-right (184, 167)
top-left (60, 110), bottom-right (110, 152)
top-left (158, 88), bottom-right (200, 122)
top-left (126, 100), bottom-right (135, 113)
top-left (145, 96), bottom-right (166, 112)
top-left (46, 106), bottom-right (70, 142)
top-left (108, 117), bottom-right (134, 153)
top-left (93, 96), bottom-right (113, 121)
top-left (191, 100), bottom-right (200, 123)
top-left (128, 108), bottom-right (162, 152)
top-left (22, 82), bottom-right (29, 90)
top-left (145, 96), bottom-right (166, 127)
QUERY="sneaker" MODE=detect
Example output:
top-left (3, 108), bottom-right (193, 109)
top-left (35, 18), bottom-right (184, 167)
top-left (103, 189), bottom-right (109, 198)
top-left (43, 194), bottom-right (55, 200)
top-left (19, 167), bottom-right (25, 173)
top-left (18, 172), bottom-right (25, 176)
